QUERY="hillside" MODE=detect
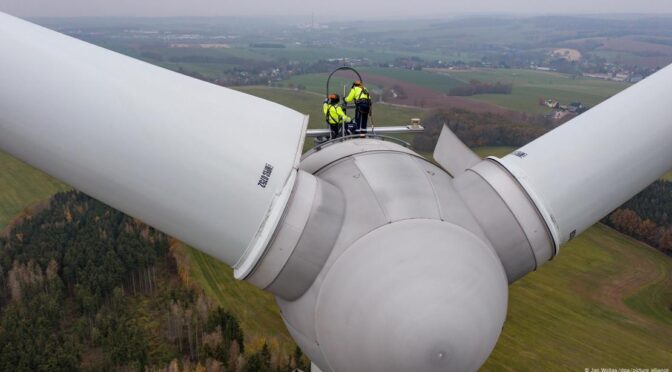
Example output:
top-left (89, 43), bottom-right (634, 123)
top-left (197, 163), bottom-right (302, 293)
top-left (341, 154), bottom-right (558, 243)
top-left (0, 151), bottom-right (70, 227)
top-left (184, 246), bottom-right (296, 353)
top-left (484, 224), bottom-right (672, 369)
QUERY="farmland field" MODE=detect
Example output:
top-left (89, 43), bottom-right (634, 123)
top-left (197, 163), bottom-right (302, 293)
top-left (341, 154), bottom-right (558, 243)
top-left (272, 74), bottom-right (353, 96)
top-left (0, 151), bottom-right (70, 228)
top-left (247, 45), bottom-right (448, 64)
top-left (437, 68), bottom-right (631, 114)
top-left (359, 67), bottom-right (465, 93)
top-left (282, 68), bottom-right (464, 96)
top-left (285, 67), bottom-right (630, 115)
top-left (284, 72), bottom-right (515, 115)
top-left (235, 86), bottom-right (424, 149)
top-left (445, 69), bottom-right (630, 111)
top-left (282, 68), bottom-right (465, 95)
top-left (484, 224), bottom-right (672, 370)
top-left (235, 86), bottom-right (422, 129)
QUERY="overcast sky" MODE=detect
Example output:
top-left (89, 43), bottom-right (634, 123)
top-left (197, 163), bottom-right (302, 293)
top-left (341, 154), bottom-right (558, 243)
top-left (0, 0), bottom-right (670, 18)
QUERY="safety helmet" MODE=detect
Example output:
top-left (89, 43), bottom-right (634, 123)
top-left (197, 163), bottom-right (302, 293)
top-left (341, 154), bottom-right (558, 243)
top-left (353, 80), bottom-right (362, 86)
top-left (328, 93), bottom-right (340, 104)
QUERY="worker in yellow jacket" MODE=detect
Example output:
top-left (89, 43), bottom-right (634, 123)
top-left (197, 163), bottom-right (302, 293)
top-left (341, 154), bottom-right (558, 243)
top-left (323, 93), bottom-right (352, 138)
top-left (345, 80), bottom-right (372, 134)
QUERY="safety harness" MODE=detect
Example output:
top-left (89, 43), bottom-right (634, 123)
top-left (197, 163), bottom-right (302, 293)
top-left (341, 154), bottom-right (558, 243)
top-left (325, 104), bottom-right (341, 125)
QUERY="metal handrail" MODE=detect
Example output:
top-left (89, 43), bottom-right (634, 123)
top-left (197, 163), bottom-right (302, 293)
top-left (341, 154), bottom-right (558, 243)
top-left (302, 134), bottom-right (412, 160)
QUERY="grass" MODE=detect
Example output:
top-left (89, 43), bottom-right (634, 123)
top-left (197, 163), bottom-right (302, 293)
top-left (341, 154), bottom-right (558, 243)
top-left (285, 68), bottom-right (631, 115)
top-left (156, 61), bottom-right (240, 80)
top-left (473, 146), bottom-right (516, 158)
top-left (439, 68), bottom-right (630, 114)
top-left (234, 86), bottom-right (424, 150)
top-left (359, 67), bottom-right (465, 93)
top-left (278, 73), bottom-right (352, 95)
top-left (184, 246), bottom-right (296, 353)
top-left (281, 68), bottom-right (464, 95)
top-left (0, 151), bottom-right (70, 228)
top-left (249, 45), bottom-right (448, 64)
top-left (483, 224), bottom-right (672, 370)
top-left (235, 86), bottom-right (422, 129)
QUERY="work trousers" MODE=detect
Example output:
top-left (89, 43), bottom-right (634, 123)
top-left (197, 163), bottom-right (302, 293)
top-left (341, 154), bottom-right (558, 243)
top-left (355, 100), bottom-right (371, 133)
top-left (329, 124), bottom-right (342, 139)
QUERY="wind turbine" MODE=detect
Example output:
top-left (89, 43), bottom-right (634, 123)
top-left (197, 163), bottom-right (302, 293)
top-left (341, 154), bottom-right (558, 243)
top-left (1, 13), bottom-right (671, 372)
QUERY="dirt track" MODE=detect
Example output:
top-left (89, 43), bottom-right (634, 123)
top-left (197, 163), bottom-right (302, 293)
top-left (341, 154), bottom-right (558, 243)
top-left (585, 226), bottom-right (669, 327)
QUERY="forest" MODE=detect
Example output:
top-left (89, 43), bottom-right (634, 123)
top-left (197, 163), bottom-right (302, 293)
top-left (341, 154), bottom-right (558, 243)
top-left (412, 108), bottom-right (551, 151)
top-left (605, 180), bottom-right (672, 257)
top-left (0, 191), bottom-right (309, 371)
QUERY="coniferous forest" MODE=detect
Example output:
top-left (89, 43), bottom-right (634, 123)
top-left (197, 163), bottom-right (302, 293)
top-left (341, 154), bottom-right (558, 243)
top-left (604, 180), bottom-right (672, 257)
top-left (0, 191), bottom-right (309, 371)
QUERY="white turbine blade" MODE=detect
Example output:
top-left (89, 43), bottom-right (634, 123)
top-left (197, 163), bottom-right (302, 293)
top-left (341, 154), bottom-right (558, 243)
top-left (0, 13), bottom-right (308, 277)
top-left (433, 123), bottom-right (481, 175)
top-left (497, 64), bottom-right (672, 247)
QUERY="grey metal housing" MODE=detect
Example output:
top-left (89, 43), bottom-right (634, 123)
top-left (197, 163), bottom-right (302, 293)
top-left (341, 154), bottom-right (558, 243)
top-left (244, 136), bottom-right (554, 371)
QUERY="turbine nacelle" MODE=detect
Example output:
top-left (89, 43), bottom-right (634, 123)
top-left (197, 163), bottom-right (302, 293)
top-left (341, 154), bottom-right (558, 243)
top-left (243, 138), bottom-right (547, 371)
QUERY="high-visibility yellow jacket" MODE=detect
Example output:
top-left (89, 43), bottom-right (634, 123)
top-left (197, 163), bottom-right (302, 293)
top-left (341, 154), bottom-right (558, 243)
top-left (345, 86), bottom-right (370, 103)
top-left (323, 103), bottom-right (351, 125)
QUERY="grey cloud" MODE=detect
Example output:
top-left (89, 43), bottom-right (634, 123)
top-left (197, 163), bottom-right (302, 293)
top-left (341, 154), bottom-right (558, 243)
top-left (0, 0), bottom-right (670, 18)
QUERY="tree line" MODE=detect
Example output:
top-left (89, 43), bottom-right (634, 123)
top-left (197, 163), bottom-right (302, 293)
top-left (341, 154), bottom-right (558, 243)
top-left (604, 180), bottom-right (672, 257)
top-left (0, 191), bottom-right (309, 371)
top-left (412, 108), bottom-right (551, 152)
top-left (448, 80), bottom-right (513, 96)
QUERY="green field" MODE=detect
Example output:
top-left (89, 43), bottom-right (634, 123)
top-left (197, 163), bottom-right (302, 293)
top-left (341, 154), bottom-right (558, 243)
top-left (157, 61), bottom-right (240, 80)
top-left (440, 68), bottom-right (630, 114)
top-left (236, 86), bottom-right (421, 129)
top-left (151, 43), bottom-right (449, 65)
top-left (248, 45), bottom-right (449, 64)
top-left (184, 204), bottom-right (672, 370)
top-left (281, 67), bottom-right (464, 95)
top-left (284, 67), bottom-right (630, 115)
top-left (473, 146), bottom-right (516, 158)
top-left (0, 151), bottom-right (70, 227)
top-left (278, 73), bottom-right (353, 95)
top-left (185, 246), bottom-right (296, 353)
top-left (235, 86), bottom-right (424, 150)
top-left (360, 67), bottom-right (465, 93)
top-left (485, 224), bottom-right (672, 369)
